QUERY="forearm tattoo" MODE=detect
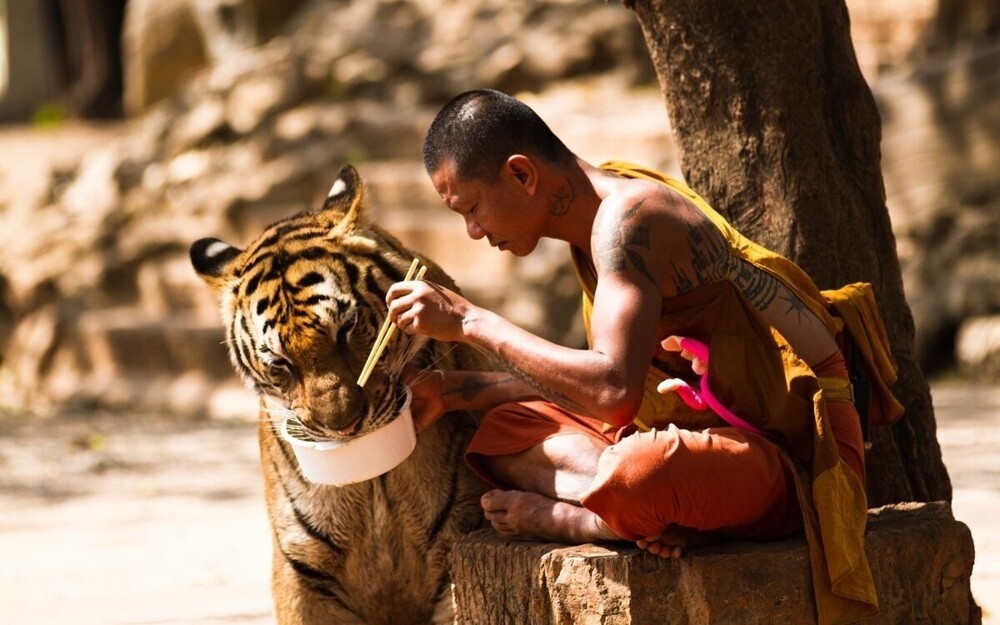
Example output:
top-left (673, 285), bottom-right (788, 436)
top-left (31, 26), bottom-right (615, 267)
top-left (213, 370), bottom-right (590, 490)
top-left (481, 349), bottom-right (595, 418)
top-left (595, 200), bottom-right (658, 287)
top-left (442, 373), bottom-right (519, 402)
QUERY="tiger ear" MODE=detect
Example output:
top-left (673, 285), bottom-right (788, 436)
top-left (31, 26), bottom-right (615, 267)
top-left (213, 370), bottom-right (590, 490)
top-left (190, 237), bottom-right (243, 292)
top-left (322, 164), bottom-right (364, 233)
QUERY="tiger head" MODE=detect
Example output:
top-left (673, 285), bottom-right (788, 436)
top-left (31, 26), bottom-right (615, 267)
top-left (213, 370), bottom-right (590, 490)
top-left (190, 165), bottom-right (437, 441)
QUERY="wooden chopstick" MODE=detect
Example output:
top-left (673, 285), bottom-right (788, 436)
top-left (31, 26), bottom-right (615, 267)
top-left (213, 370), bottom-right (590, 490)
top-left (357, 259), bottom-right (425, 387)
top-left (357, 258), bottom-right (419, 386)
top-left (357, 264), bottom-right (427, 387)
top-left (363, 258), bottom-right (419, 373)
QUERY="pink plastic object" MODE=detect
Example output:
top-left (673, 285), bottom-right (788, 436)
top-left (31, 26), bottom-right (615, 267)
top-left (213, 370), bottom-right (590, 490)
top-left (664, 338), bottom-right (768, 437)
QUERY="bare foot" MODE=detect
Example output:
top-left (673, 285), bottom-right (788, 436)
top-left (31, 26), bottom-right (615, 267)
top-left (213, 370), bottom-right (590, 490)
top-left (635, 525), bottom-right (712, 558)
top-left (480, 489), bottom-right (622, 544)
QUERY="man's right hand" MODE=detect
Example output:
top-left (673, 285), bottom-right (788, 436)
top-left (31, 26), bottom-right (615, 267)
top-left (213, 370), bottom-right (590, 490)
top-left (387, 279), bottom-right (475, 343)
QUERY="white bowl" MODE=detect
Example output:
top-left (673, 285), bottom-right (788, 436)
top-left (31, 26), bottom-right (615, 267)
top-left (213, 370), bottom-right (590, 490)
top-left (280, 395), bottom-right (416, 486)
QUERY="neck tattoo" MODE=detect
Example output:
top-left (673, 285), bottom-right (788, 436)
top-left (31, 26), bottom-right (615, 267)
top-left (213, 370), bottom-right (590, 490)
top-left (548, 177), bottom-right (575, 217)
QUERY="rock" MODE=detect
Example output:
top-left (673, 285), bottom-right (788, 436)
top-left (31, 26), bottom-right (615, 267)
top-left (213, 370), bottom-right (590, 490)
top-left (876, 40), bottom-right (1000, 374)
top-left (956, 316), bottom-right (1000, 381)
top-left (165, 97), bottom-right (228, 155)
top-left (0, 0), bottom-right (65, 121)
top-left (452, 502), bottom-right (979, 624)
top-left (122, 0), bottom-right (309, 115)
top-left (225, 70), bottom-right (298, 135)
top-left (122, 0), bottom-right (208, 115)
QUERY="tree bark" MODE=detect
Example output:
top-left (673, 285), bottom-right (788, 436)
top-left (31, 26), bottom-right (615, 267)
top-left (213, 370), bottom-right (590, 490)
top-left (629, 0), bottom-right (951, 506)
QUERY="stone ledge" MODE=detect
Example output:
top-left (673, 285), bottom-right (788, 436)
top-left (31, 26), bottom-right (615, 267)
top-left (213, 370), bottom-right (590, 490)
top-left (452, 501), bottom-right (979, 624)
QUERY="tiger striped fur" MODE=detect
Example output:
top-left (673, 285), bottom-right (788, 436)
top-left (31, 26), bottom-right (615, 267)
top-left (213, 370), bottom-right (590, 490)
top-left (190, 165), bottom-right (489, 624)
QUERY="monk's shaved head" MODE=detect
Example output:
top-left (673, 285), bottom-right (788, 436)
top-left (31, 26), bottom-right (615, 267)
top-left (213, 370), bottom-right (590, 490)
top-left (422, 89), bottom-right (574, 182)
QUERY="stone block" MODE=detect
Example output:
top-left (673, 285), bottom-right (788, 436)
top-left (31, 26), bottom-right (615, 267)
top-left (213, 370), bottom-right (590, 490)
top-left (452, 501), bottom-right (979, 624)
top-left (73, 309), bottom-right (233, 379)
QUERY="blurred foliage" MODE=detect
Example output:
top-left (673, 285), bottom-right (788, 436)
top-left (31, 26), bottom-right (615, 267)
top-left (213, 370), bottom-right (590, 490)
top-left (30, 101), bottom-right (68, 129)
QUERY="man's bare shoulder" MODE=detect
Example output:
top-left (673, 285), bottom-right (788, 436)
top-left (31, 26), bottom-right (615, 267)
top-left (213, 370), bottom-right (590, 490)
top-left (593, 177), bottom-right (691, 241)
top-left (590, 179), bottom-right (683, 288)
top-left (591, 174), bottom-right (733, 297)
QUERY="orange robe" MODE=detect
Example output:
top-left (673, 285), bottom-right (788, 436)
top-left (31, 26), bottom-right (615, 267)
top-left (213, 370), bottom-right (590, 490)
top-left (467, 161), bottom-right (889, 625)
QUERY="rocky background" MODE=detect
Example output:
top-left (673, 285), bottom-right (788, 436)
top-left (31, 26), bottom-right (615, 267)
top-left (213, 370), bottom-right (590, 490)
top-left (0, 0), bottom-right (997, 418)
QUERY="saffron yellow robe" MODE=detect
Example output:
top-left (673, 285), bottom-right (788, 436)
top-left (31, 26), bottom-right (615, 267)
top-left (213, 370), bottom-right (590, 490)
top-left (570, 161), bottom-right (900, 625)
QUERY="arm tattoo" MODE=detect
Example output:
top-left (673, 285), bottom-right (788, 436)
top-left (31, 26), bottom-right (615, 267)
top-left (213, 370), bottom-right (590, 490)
top-left (595, 199), bottom-right (658, 287)
top-left (780, 291), bottom-right (809, 324)
top-left (669, 260), bottom-right (694, 293)
top-left (480, 349), bottom-right (595, 417)
top-left (731, 258), bottom-right (779, 310)
top-left (733, 259), bottom-right (810, 325)
top-left (687, 224), bottom-right (729, 282)
top-left (442, 374), bottom-right (519, 402)
top-left (667, 223), bottom-right (732, 295)
top-left (597, 241), bottom-right (625, 273)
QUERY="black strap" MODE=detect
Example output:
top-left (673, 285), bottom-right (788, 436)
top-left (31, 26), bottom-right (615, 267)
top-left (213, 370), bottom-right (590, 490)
top-left (848, 340), bottom-right (872, 447)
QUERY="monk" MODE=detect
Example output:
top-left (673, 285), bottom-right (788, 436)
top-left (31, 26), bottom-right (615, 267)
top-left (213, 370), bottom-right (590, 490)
top-left (386, 89), bottom-right (882, 623)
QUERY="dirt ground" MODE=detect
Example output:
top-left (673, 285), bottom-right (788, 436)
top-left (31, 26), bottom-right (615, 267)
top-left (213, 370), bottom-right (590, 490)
top-left (0, 379), bottom-right (997, 625)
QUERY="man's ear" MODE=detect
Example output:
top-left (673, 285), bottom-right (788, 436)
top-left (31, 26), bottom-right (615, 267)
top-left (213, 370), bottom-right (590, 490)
top-left (505, 155), bottom-right (538, 195)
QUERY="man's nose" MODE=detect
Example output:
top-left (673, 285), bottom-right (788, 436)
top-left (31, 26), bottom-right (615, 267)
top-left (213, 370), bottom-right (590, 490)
top-left (465, 217), bottom-right (485, 240)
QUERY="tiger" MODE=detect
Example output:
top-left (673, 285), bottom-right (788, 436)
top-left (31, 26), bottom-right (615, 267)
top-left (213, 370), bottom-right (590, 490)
top-left (189, 164), bottom-right (490, 624)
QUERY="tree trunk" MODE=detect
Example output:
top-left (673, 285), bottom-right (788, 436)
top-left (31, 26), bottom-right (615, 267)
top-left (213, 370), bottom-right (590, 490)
top-left (628, 0), bottom-right (951, 506)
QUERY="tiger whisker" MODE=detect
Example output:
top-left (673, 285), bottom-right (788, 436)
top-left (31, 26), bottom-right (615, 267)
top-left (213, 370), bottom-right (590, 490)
top-left (419, 344), bottom-right (458, 372)
top-left (385, 343), bottom-right (458, 383)
top-left (405, 368), bottom-right (440, 389)
top-left (258, 390), bottom-right (301, 429)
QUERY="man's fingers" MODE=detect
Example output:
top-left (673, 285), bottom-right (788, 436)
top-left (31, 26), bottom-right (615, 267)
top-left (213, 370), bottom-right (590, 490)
top-left (660, 335), bottom-right (683, 352)
top-left (691, 357), bottom-right (707, 376)
top-left (656, 378), bottom-right (685, 394)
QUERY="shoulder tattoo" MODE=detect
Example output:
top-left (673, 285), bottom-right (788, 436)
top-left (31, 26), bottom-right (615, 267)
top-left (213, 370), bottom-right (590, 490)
top-left (595, 199), bottom-right (658, 287)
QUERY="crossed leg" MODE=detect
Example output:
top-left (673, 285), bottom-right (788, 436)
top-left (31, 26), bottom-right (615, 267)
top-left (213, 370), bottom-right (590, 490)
top-left (466, 399), bottom-right (809, 558)
top-left (476, 432), bottom-right (699, 557)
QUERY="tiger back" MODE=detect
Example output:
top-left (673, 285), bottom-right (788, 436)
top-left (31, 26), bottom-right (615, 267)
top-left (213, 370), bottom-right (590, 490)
top-left (190, 165), bottom-right (489, 625)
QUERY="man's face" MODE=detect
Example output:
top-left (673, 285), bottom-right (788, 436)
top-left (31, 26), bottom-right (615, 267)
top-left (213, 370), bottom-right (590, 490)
top-left (429, 159), bottom-right (542, 257)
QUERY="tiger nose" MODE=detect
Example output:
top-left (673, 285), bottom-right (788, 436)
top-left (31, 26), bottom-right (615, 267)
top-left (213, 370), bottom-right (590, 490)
top-left (305, 378), bottom-right (365, 430)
